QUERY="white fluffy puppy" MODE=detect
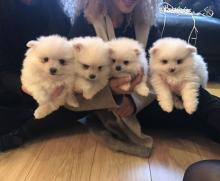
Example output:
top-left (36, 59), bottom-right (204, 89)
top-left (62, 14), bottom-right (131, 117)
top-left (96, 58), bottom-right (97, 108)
top-left (108, 38), bottom-right (149, 97)
top-left (71, 36), bottom-right (111, 99)
top-left (149, 37), bottom-right (208, 114)
top-left (21, 35), bottom-right (78, 119)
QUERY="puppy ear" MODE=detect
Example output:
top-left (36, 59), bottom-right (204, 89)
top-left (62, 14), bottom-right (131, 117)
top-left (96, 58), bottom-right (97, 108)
top-left (134, 48), bottom-right (140, 56)
top-left (26, 40), bottom-right (38, 48)
top-left (73, 43), bottom-right (83, 52)
top-left (149, 46), bottom-right (158, 56)
top-left (186, 45), bottom-right (197, 53)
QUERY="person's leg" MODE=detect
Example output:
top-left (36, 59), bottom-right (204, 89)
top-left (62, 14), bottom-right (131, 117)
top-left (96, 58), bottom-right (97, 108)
top-left (0, 71), bottom-right (36, 135)
top-left (192, 87), bottom-right (220, 142)
top-left (0, 106), bottom-right (33, 135)
top-left (0, 107), bottom-right (88, 151)
top-left (137, 99), bottom-right (192, 130)
top-left (138, 87), bottom-right (220, 142)
top-left (0, 71), bottom-right (89, 150)
top-left (183, 160), bottom-right (220, 181)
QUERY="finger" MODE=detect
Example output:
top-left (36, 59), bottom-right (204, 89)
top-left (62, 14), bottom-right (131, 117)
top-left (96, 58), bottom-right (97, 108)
top-left (129, 73), bottom-right (143, 90)
top-left (122, 97), bottom-right (135, 117)
top-left (114, 97), bottom-right (129, 117)
top-left (115, 107), bottom-right (125, 117)
top-left (110, 76), bottom-right (131, 88)
top-left (112, 87), bottom-right (132, 95)
top-left (122, 107), bottom-right (134, 117)
top-left (51, 85), bottom-right (65, 100)
top-left (137, 67), bottom-right (144, 75)
top-left (118, 105), bottom-right (134, 117)
top-left (118, 107), bottom-right (129, 117)
top-left (112, 103), bottom-right (134, 117)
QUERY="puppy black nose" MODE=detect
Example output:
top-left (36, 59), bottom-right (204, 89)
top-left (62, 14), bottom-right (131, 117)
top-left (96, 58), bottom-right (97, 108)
top-left (169, 68), bottom-right (175, 73)
top-left (50, 68), bottom-right (57, 75)
top-left (89, 74), bottom-right (96, 80)
top-left (116, 66), bottom-right (121, 71)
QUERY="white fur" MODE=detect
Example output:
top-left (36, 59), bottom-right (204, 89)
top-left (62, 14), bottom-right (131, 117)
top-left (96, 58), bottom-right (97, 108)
top-left (149, 37), bottom-right (208, 114)
top-left (70, 37), bottom-right (111, 99)
top-left (21, 35), bottom-right (78, 119)
top-left (108, 38), bottom-right (149, 97)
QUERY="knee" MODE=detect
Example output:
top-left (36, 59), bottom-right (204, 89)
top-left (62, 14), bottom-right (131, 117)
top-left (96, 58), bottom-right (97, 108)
top-left (183, 160), bottom-right (220, 181)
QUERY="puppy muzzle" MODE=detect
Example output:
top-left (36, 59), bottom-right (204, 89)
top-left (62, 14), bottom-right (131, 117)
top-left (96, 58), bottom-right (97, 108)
top-left (169, 68), bottom-right (176, 73)
top-left (116, 66), bottom-right (122, 71)
top-left (49, 68), bottom-right (57, 75)
top-left (89, 74), bottom-right (96, 80)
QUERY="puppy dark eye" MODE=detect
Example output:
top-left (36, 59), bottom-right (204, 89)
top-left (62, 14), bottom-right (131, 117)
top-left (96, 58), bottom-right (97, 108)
top-left (98, 66), bottom-right (102, 71)
top-left (82, 64), bottom-right (89, 70)
top-left (59, 59), bottom-right (66, 65)
top-left (112, 59), bottom-right (116, 63)
top-left (123, 60), bottom-right (129, 65)
top-left (161, 59), bottom-right (168, 64)
top-left (177, 59), bottom-right (183, 64)
top-left (42, 57), bottom-right (49, 63)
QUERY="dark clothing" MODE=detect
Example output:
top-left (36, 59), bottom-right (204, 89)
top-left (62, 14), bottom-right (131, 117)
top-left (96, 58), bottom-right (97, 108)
top-left (69, 14), bottom-right (160, 53)
top-left (0, 107), bottom-right (87, 151)
top-left (0, 0), bottom-right (70, 73)
top-left (138, 87), bottom-right (220, 143)
top-left (70, 14), bottom-right (220, 142)
top-left (0, 0), bottom-right (87, 150)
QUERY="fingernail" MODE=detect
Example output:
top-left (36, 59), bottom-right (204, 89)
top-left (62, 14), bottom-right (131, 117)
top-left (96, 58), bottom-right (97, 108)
top-left (126, 76), bottom-right (131, 81)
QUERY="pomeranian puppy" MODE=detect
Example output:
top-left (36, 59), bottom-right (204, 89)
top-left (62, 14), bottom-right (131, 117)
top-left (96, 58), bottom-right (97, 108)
top-left (149, 37), bottom-right (208, 114)
top-left (71, 36), bottom-right (111, 99)
top-left (21, 35), bottom-right (78, 119)
top-left (108, 38), bottom-right (149, 97)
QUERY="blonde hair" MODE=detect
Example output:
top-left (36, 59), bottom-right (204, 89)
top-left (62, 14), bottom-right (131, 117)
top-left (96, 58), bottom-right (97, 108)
top-left (72, 0), bottom-right (161, 26)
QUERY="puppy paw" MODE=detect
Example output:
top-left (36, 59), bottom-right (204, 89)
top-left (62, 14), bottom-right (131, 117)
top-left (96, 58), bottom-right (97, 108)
top-left (184, 101), bottom-right (198, 114)
top-left (120, 83), bottom-right (130, 91)
top-left (34, 107), bottom-right (49, 119)
top-left (159, 101), bottom-right (173, 113)
top-left (135, 85), bottom-right (149, 97)
top-left (83, 92), bottom-right (94, 100)
top-left (67, 99), bottom-right (79, 107)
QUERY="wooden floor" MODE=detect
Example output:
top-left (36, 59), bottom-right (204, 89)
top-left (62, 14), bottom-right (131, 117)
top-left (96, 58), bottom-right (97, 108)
top-left (0, 83), bottom-right (220, 181)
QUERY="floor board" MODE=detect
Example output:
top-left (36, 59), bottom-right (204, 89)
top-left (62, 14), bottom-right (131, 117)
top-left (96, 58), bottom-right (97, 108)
top-left (0, 140), bottom-right (45, 181)
top-left (25, 132), bottom-right (96, 181)
top-left (90, 142), bottom-right (151, 181)
top-left (149, 133), bottom-right (202, 181)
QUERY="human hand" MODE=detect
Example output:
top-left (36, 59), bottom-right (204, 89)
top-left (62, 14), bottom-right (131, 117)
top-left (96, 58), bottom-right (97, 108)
top-left (50, 85), bottom-right (65, 101)
top-left (109, 96), bottom-right (135, 117)
top-left (109, 69), bottom-right (144, 95)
